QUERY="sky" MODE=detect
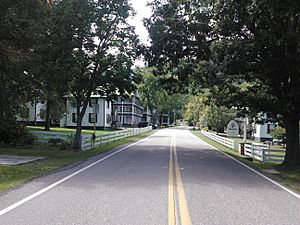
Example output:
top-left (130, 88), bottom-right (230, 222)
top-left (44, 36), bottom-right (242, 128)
top-left (128, 0), bottom-right (153, 66)
top-left (128, 0), bottom-right (152, 44)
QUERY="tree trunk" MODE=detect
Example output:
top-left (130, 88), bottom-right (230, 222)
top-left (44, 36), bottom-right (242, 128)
top-left (160, 112), bottom-right (163, 126)
top-left (283, 113), bottom-right (300, 166)
top-left (73, 95), bottom-right (90, 151)
top-left (74, 113), bottom-right (83, 151)
top-left (45, 98), bottom-right (51, 131)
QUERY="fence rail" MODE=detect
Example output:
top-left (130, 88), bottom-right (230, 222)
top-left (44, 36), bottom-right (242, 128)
top-left (201, 130), bottom-right (285, 163)
top-left (201, 130), bottom-right (234, 149)
top-left (244, 143), bottom-right (285, 163)
top-left (31, 130), bottom-right (73, 143)
top-left (81, 126), bottom-right (153, 151)
top-left (30, 126), bottom-right (153, 151)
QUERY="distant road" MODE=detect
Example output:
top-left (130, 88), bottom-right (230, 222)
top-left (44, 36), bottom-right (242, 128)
top-left (0, 128), bottom-right (299, 225)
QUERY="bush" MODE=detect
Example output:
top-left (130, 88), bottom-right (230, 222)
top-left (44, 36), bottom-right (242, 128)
top-left (271, 127), bottom-right (286, 144)
top-left (48, 138), bottom-right (71, 150)
top-left (0, 121), bottom-right (35, 145)
top-left (48, 138), bottom-right (63, 145)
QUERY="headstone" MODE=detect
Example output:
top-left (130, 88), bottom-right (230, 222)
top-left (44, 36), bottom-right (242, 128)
top-left (227, 120), bottom-right (239, 137)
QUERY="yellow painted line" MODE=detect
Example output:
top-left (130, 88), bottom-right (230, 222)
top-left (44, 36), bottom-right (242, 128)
top-left (168, 136), bottom-right (176, 225)
top-left (174, 135), bottom-right (192, 225)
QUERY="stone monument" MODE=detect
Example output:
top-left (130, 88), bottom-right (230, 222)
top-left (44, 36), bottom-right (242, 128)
top-left (227, 120), bottom-right (239, 137)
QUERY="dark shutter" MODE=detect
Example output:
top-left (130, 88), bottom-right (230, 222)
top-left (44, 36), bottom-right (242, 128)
top-left (72, 113), bottom-right (76, 123)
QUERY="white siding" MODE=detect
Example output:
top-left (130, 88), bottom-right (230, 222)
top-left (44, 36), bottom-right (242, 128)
top-left (253, 123), bottom-right (276, 140)
top-left (17, 102), bottom-right (46, 122)
top-left (63, 98), bottom-right (111, 128)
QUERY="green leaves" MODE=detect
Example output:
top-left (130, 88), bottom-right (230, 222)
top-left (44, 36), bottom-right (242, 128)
top-left (137, 67), bottom-right (186, 117)
top-left (145, 0), bottom-right (213, 90)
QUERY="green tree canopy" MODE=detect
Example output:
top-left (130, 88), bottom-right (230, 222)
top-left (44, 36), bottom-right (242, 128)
top-left (43, 0), bottom-right (139, 150)
top-left (147, 0), bottom-right (300, 165)
top-left (211, 0), bottom-right (300, 165)
top-left (137, 67), bottom-right (186, 124)
top-left (0, 0), bottom-right (45, 143)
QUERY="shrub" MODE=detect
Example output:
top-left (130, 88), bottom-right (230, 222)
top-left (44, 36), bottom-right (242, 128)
top-left (271, 127), bottom-right (286, 144)
top-left (48, 138), bottom-right (64, 145)
top-left (48, 138), bottom-right (71, 150)
top-left (0, 121), bottom-right (35, 145)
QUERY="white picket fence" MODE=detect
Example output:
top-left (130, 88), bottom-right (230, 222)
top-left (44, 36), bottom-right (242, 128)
top-left (31, 130), bottom-right (74, 143)
top-left (201, 130), bottom-right (235, 149)
top-left (81, 126), bottom-right (153, 151)
top-left (244, 143), bottom-right (285, 163)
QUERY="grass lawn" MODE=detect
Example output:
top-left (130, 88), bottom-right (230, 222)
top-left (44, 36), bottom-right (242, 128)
top-left (228, 136), bottom-right (285, 149)
top-left (193, 131), bottom-right (300, 194)
top-left (26, 126), bottom-right (113, 134)
top-left (0, 130), bottom-right (155, 192)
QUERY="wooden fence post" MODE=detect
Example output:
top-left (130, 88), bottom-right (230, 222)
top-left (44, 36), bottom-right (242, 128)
top-left (262, 147), bottom-right (266, 163)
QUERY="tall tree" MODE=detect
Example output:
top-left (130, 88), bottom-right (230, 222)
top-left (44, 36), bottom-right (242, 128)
top-left (49, 0), bottom-right (139, 150)
top-left (144, 0), bottom-right (214, 92)
top-left (211, 0), bottom-right (300, 165)
top-left (137, 67), bottom-right (185, 125)
top-left (0, 0), bottom-right (45, 143)
top-left (183, 93), bottom-right (209, 127)
top-left (146, 0), bottom-right (300, 166)
top-left (32, 0), bottom-right (79, 130)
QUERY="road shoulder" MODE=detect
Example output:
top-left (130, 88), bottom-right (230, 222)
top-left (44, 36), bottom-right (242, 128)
top-left (191, 130), bottom-right (300, 197)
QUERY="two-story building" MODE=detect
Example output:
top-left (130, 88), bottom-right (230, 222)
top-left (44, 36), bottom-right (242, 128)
top-left (60, 95), bottom-right (112, 129)
top-left (112, 94), bottom-right (144, 127)
top-left (18, 95), bottom-right (112, 129)
top-left (17, 101), bottom-right (47, 125)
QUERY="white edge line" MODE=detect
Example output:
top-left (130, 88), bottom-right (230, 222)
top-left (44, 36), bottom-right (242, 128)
top-left (0, 133), bottom-right (155, 216)
top-left (189, 130), bottom-right (300, 200)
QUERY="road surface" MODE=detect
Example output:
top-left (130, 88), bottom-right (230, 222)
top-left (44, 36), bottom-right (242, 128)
top-left (0, 128), bottom-right (299, 225)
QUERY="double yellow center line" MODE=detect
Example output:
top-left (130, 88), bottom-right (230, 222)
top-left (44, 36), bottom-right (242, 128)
top-left (169, 135), bottom-right (192, 225)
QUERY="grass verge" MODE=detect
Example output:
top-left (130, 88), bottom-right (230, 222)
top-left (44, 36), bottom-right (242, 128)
top-left (0, 130), bottom-right (156, 192)
top-left (193, 131), bottom-right (300, 194)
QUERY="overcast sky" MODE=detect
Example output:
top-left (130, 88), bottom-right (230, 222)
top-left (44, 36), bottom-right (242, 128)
top-left (129, 0), bottom-right (152, 44)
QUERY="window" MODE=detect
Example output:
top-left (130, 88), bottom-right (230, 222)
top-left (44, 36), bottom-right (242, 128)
top-left (72, 113), bottom-right (77, 123)
top-left (113, 106), bottom-right (118, 113)
top-left (106, 114), bottom-right (111, 123)
top-left (267, 124), bottom-right (276, 134)
top-left (107, 100), bottom-right (110, 109)
top-left (89, 113), bottom-right (97, 123)
top-left (89, 98), bottom-right (98, 107)
top-left (39, 108), bottom-right (46, 120)
top-left (124, 106), bottom-right (132, 113)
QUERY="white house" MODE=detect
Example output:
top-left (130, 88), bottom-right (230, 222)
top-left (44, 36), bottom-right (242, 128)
top-left (60, 95), bottom-right (112, 129)
top-left (18, 95), bottom-right (112, 129)
top-left (17, 101), bottom-right (47, 125)
top-left (252, 122), bottom-right (277, 142)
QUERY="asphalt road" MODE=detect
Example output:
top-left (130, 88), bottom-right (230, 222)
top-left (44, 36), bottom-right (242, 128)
top-left (0, 128), bottom-right (299, 225)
